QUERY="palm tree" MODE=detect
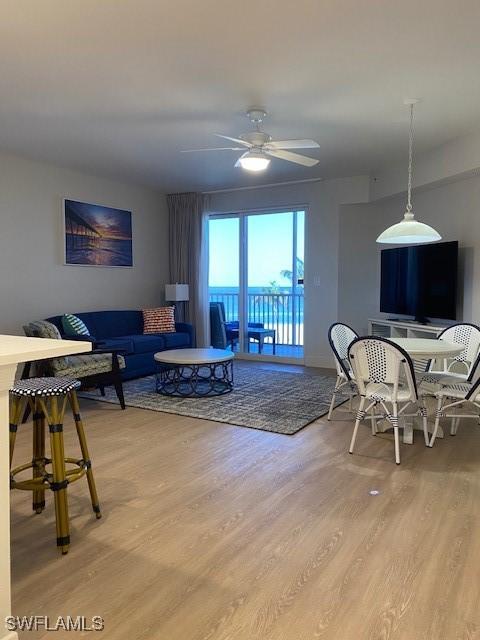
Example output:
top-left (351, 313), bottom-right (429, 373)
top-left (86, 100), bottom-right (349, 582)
top-left (252, 258), bottom-right (304, 327)
top-left (280, 257), bottom-right (304, 285)
top-left (253, 280), bottom-right (285, 322)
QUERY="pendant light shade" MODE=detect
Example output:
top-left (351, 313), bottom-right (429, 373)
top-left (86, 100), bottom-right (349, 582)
top-left (376, 211), bottom-right (442, 244)
top-left (377, 101), bottom-right (441, 245)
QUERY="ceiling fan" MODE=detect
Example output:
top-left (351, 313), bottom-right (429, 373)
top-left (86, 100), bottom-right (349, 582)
top-left (181, 108), bottom-right (320, 172)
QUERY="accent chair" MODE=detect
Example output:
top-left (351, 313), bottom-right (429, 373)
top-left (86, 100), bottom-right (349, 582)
top-left (22, 320), bottom-right (126, 409)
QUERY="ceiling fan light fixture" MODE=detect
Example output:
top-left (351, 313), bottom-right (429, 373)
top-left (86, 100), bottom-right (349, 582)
top-left (238, 150), bottom-right (270, 172)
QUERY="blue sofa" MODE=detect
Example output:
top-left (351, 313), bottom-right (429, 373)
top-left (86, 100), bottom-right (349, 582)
top-left (46, 310), bottom-right (195, 380)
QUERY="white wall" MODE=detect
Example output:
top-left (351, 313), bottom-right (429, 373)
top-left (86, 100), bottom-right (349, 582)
top-left (208, 176), bottom-right (370, 367)
top-left (337, 202), bottom-right (380, 334)
top-left (338, 172), bottom-right (480, 333)
top-left (0, 152), bottom-right (168, 334)
top-left (370, 130), bottom-right (480, 201)
top-left (0, 153), bottom-right (168, 640)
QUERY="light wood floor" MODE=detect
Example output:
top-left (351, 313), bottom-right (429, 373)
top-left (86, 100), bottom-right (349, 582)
top-left (10, 365), bottom-right (480, 639)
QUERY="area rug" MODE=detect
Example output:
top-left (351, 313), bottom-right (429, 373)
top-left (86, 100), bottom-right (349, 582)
top-left (79, 363), bottom-right (340, 435)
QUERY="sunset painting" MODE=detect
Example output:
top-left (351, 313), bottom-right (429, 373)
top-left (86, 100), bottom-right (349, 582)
top-left (64, 199), bottom-right (133, 267)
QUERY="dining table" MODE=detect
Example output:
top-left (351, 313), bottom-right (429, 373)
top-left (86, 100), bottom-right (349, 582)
top-left (390, 337), bottom-right (464, 361)
top-left (381, 337), bottom-right (464, 444)
top-left (0, 334), bottom-right (91, 640)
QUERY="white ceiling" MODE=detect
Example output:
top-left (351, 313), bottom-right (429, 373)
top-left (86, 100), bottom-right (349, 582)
top-left (1, 0), bottom-right (480, 192)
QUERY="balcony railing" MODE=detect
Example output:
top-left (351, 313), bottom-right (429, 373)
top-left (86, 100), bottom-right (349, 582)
top-left (209, 291), bottom-right (304, 346)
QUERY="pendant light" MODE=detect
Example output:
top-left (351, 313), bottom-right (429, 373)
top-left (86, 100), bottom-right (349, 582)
top-left (376, 100), bottom-right (441, 244)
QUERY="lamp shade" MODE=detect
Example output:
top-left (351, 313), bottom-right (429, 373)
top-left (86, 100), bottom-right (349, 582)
top-left (165, 283), bottom-right (189, 302)
top-left (376, 211), bottom-right (441, 245)
top-left (238, 151), bottom-right (270, 172)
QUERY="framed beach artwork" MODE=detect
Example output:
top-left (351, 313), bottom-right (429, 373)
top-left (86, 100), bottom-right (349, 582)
top-left (63, 199), bottom-right (133, 267)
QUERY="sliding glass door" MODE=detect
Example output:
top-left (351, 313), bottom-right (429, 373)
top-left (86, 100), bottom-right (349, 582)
top-left (209, 210), bottom-right (305, 360)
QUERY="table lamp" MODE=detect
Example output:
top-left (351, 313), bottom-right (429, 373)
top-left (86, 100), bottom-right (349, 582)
top-left (165, 284), bottom-right (189, 321)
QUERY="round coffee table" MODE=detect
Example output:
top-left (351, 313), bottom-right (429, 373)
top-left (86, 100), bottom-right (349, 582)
top-left (154, 348), bottom-right (234, 397)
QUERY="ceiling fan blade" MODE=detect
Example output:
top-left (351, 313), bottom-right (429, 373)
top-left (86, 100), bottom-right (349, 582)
top-left (181, 147), bottom-right (246, 152)
top-left (214, 134), bottom-right (252, 147)
top-left (266, 149), bottom-right (319, 167)
top-left (267, 139), bottom-right (320, 150)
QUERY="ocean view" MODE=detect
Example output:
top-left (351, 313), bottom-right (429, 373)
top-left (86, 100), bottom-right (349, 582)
top-left (208, 212), bottom-right (305, 348)
top-left (209, 286), bottom-right (304, 345)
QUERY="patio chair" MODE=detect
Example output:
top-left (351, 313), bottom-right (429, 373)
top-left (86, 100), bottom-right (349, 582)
top-left (209, 301), bottom-right (264, 351)
top-left (209, 302), bottom-right (228, 349)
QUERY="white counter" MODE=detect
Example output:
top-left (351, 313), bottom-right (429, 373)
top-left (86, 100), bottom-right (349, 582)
top-left (0, 335), bottom-right (91, 640)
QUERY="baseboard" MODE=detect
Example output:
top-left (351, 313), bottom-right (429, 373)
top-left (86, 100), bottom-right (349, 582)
top-left (213, 351), bottom-right (334, 371)
top-left (234, 353), bottom-right (304, 365)
top-left (304, 355), bottom-right (333, 369)
top-left (233, 352), bottom-right (334, 370)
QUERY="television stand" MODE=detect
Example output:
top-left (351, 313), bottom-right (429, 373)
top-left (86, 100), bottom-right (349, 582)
top-left (368, 318), bottom-right (449, 339)
top-left (388, 318), bottom-right (429, 325)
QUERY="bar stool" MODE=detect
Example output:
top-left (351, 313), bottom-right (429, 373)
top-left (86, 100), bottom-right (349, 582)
top-left (9, 377), bottom-right (101, 554)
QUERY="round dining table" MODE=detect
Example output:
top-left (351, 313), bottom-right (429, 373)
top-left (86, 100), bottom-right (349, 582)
top-left (382, 337), bottom-right (464, 443)
top-left (390, 337), bottom-right (464, 361)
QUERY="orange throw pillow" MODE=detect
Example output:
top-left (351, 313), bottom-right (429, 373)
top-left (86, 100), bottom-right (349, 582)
top-left (142, 307), bottom-right (176, 334)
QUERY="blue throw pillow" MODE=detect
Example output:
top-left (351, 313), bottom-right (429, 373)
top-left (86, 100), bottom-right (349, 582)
top-left (62, 313), bottom-right (90, 337)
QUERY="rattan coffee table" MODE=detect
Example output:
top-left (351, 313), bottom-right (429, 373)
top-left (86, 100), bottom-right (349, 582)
top-left (154, 348), bottom-right (234, 397)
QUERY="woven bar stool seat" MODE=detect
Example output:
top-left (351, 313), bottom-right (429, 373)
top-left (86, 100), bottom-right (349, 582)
top-left (11, 377), bottom-right (81, 397)
top-left (9, 376), bottom-right (101, 555)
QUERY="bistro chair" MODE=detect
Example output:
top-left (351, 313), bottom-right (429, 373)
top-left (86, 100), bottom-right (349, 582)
top-left (327, 322), bottom-right (359, 420)
top-left (348, 337), bottom-right (428, 464)
top-left (418, 322), bottom-right (480, 389)
top-left (429, 352), bottom-right (480, 447)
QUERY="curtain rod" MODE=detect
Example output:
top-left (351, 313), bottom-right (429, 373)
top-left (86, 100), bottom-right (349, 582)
top-left (202, 176), bottom-right (324, 195)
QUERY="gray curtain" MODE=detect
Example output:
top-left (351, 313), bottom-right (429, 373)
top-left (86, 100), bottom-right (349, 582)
top-left (167, 192), bottom-right (210, 347)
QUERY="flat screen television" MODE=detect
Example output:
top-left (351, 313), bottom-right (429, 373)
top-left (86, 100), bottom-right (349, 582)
top-left (380, 241), bottom-right (458, 323)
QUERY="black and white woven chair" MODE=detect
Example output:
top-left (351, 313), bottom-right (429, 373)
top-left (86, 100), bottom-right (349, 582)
top-left (348, 337), bottom-right (428, 465)
top-left (327, 322), bottom-right (359, 420)
top-left (418, 323), bottom-right (480, 389)
top-left (429, 352), bottom-right (480, 447)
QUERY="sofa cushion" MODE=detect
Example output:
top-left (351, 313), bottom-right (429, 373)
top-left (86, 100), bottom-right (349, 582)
top-left (49, 353), bottom-right (126, 377)
top-left (129, 334), bottom-right (166, 355)
top-left (97, 337), bottom-right (135, 355)
top-left (47, 310), bottom-right (144, 339)
top-left (81, 310), bottom-right (144, 338)
top-left (161, 332), bottom-right (191, 349)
